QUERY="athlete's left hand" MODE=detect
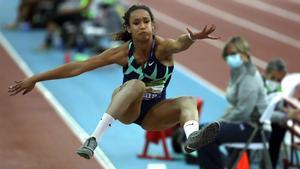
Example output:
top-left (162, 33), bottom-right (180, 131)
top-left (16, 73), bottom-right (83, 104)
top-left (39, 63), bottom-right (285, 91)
top-left (187, 24), bottom-right (220, 40)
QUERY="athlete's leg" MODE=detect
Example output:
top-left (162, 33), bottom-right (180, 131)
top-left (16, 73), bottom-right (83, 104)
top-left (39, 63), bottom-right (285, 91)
top-left (141, 96), bottom-right (198, 130)
top-left (105, 79), bottom-right (146, 123)
top-left (77, 79), bottom-right (146, 159)
top-left (91, 79), bottom-right (146, 140)
top-left (141, 96), bottom-right (220, 153)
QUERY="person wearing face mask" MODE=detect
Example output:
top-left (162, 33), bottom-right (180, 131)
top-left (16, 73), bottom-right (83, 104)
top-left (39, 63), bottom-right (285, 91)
top-left (197, 36), bottom-right (271, 169)
top-left (266, 72), bottom-right (300, 169)
top-left (263, 58), bottom-right (289, 168)
top-left (264, 58), bottom-right (287, 95)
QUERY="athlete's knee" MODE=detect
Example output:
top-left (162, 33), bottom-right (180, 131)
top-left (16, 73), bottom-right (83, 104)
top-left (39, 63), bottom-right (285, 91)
top-left (175, 96), bottom-right (197, 106)
top-left (112, 80), bottom-right (145, 97)
top-left (175, 96), bottom-right (198, 120)
top-left (124, 79), bottom-right (146, 92)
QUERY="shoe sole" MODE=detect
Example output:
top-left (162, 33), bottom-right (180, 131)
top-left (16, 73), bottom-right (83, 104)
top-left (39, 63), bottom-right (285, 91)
top-left (185, 122), bottom-right (220, 153)
top-left (76, 147), bottom-right (94, 160)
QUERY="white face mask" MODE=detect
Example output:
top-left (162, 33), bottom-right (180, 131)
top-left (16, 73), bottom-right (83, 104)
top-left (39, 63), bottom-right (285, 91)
top-left (226, 53), bottom-right (243, 69)
top-left (266, 80), bottom-right (281, 93)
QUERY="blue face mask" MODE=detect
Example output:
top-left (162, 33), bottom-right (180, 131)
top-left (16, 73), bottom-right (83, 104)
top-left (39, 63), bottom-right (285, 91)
top-left (226, 53), bottom-right (243, 69)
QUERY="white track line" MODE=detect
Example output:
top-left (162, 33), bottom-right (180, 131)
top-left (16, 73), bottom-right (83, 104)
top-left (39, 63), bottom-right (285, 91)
top-left (234, 0), bottom-right (300, 23)
top-left (288, 0), bottom-right (300, 5)
top-left (0, 32), bottom-right (115, 169)
top-left (177, 0), bottom-right (300, 50)
top-left (147, 163), bottom-right (167, 169)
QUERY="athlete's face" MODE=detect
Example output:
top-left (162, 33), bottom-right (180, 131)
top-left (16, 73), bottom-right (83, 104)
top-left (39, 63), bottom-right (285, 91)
top-left (127, 9), bottom-right (154, 41)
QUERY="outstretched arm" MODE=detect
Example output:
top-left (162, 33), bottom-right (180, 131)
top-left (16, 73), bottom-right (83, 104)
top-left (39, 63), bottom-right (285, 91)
top-left (164, 24), bottom-right (219, 54)
top-left (8, 44), bottom-right (127, 96)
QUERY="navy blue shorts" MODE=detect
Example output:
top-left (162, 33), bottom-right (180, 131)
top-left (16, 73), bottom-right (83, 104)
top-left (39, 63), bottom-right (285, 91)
top-left (133, 95), bottom-right (165, 125)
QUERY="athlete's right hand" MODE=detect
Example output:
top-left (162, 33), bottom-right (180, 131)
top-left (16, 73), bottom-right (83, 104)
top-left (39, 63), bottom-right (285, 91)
top-left (8, 78), bottom-right (36, 96)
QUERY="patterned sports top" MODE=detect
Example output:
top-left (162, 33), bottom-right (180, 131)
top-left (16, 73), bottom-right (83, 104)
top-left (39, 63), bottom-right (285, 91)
top-left (122, 36), bottom-right (174, 100)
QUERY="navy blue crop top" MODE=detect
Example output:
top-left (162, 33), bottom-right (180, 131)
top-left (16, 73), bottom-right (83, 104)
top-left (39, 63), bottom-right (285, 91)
top-left (122, 36), bottom-right (174, 100)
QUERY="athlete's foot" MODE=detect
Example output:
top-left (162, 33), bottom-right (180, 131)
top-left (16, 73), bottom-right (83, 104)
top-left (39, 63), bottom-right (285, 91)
top-left (77, 137), bottom-right (98, 159)
top-left (183, 121), bottom-right (220, 153)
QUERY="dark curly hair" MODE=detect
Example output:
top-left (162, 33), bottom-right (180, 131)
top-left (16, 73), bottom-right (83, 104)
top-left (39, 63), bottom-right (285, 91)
top-left (112, 4), bottom-right (155, 42)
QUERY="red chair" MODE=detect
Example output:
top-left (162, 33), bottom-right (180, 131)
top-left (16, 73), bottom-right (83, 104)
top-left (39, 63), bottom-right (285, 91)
top-left (137, 98), bottom-right (203, 160)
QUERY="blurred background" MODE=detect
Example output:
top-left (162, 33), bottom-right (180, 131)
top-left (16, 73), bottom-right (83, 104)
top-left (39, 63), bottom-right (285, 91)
top-left (1, 0), bottom-right (299, 169)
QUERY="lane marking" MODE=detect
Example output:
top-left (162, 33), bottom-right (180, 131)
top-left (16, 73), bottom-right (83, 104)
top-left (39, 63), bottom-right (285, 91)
top-left (177, 0), bottom-right (300, 50)
top-left (288, 0), bottom-right (300, 4)
top-left (147, 163), bottom-right (167, 169)
top-left (0, 32), bottom-right (115, 169)
top-left (234, 0), bottom-right (300, 24)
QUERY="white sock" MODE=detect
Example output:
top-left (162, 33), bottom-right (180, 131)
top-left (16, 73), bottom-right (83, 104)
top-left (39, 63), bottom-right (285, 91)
top-left (91, 113), bottom-right (115, 141)
top-left (183, 120), bottom-right (199, 139)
